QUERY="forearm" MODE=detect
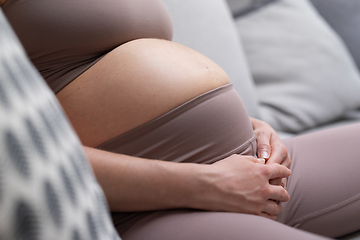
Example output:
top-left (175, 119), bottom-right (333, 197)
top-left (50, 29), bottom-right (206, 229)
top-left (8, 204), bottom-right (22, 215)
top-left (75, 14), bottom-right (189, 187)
top-left (84, 147), bottom-right (290, 219)
top-left (84, 146), bottom-right (207, 212)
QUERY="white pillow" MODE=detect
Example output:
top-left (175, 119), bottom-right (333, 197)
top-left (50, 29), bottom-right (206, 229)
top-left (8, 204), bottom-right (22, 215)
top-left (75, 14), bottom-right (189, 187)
top-left (162, 0), bottom-right (260, 118)
top-left (235, 0), bottom-right (360, 132)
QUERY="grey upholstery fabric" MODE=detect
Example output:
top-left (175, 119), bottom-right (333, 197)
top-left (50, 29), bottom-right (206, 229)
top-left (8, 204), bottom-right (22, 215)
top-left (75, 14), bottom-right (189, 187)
top-left (226, 0), bottom-right (279, 18)
top-left (162, 0), bottom-right (260, 118)
top-left (226, 0), bottom-right (254, 13)
top-left (0, 9), bottom-right (121, 240)
top-left (234, 0), bottom-right (360, 132)
top-left (310, 0), bottom-right (360, 71)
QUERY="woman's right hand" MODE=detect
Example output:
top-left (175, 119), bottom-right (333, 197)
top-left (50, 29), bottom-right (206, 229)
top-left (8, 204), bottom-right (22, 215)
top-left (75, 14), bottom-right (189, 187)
top-left (85, 147), bottom-right (290, 217)
top-left (193, 154), bottom-right (291, 220)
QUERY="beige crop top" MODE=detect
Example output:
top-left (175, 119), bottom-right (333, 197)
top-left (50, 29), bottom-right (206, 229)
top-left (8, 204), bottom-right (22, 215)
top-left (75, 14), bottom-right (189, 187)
top-left (2, 0), bottom-right (173, 93)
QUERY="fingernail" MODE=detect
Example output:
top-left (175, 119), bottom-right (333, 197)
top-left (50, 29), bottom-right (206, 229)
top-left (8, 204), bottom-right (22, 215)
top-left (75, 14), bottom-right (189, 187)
top-left (257, 158), bottom-right (266, 164)
top-left (260, 151), bottom-right (270, 159)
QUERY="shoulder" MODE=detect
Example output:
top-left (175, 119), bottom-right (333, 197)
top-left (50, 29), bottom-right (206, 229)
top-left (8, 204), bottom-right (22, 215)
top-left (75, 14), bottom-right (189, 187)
top-left (0, 0), bottom-right (8, 6)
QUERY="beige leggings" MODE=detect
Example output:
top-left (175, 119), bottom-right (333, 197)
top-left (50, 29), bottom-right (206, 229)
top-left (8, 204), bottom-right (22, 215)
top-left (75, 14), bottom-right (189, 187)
top-left (121, 123), bottom-right (360, 240)
top-left (98, 85), bottom-right (360, 239)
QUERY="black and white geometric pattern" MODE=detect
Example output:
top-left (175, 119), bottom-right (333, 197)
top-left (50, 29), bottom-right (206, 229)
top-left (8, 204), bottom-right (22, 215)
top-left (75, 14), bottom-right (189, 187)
top-left (0, 9), bottom-right (121, 240)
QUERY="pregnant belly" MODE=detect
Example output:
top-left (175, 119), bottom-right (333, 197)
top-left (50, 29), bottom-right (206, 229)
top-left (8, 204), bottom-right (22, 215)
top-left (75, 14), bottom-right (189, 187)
top-left (56, 39), bottom-right (230, 147)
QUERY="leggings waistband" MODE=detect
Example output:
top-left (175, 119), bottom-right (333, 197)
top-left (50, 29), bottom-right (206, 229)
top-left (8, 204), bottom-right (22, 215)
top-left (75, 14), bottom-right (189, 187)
top-left (97, 83), bottom-right (256, 164)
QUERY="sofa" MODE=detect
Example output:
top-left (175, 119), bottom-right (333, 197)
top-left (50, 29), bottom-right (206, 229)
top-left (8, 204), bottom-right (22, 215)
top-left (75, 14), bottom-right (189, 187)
top-left (162, 0), bottom-right (360, 239)
top-left (163, 0), bottom-right (360, 140)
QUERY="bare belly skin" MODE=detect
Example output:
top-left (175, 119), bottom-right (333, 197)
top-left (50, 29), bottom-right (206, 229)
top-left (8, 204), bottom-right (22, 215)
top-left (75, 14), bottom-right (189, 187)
top-left (57, 39), bottom-right (230, 147)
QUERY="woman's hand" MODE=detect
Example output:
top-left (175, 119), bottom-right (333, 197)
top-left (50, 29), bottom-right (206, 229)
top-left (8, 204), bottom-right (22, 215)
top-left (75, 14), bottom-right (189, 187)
top-left (250, 118), bottom-right (291, 188)
top-left (195, 154), bottom-right (291, 220)
top-left (250, 118), bottom-right (291, 166)
top-left (85, 147), bottom-right (290, 219)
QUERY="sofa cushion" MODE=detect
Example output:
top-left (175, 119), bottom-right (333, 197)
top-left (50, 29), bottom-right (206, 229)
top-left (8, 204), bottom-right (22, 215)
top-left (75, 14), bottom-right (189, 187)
top-left (162, 0), bottom-right (260, 118)
top-left (310, 0), bottom-right (360, 70)
top-left (234, 0), bottom-right (360, 132)
top-left (226, 0), bottom-right (255, 16)
top-left (227, 0), bottom-right (279, 18)
top-left (0, 9), bottom-right (120, 240)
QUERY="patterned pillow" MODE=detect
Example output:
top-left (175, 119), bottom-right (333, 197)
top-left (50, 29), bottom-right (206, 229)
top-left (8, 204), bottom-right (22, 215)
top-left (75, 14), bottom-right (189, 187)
top-left (0, 9), bottom-right (121, 240)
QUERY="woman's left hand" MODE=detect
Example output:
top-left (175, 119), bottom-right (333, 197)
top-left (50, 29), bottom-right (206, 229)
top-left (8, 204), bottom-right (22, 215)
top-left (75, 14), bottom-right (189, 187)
top-left (250, 118), bottom-right (291, 188)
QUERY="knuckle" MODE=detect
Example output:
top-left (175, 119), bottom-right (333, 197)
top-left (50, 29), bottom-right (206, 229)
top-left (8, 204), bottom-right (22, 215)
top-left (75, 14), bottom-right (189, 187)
top-left (280, 145), bottom-right (288, 157)
top-left (287, 154), bottom-right (292, 164)
top-left (280, 144), bottom-right (287, 152)
top-left (247, 156), bottom-right (258, 163)
top-left (260, 165), bottom-right (271, 177)
top-left (259, 129), bottom-right (266, 135)
top-left (272, 202), bottom-right (279, 214)
top-left (258, 143), bottom-right (270, 150)
top-left (266, 201), bottom-right (280, 216)
top-left (255, 129), bottom-right (268, 138)
top-left (281, 189), bottom-right (290, 202)
top-left (276, 203), bottom-right (283, 215)
top-left (260, 186), bottom-right (271, 198)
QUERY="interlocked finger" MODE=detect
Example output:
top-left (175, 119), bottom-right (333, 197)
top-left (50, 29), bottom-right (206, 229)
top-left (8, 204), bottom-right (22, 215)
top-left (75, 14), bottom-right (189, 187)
top-left (262, 200), bottom-right (283, 216)
top-left (268, 185), bottom-right (290, 203)
top-left (259, 212), bottom-right (277, 220)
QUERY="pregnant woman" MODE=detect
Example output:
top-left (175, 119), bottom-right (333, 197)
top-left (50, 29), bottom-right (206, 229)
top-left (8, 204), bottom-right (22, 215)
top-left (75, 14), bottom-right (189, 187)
top-left (2, 0), bottom-right (360, 239)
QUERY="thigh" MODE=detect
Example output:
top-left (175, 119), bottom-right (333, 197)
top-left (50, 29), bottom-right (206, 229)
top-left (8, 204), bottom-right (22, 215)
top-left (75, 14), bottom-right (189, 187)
top-left (122, 210), bottom-right (329, 240)
top-left (279, 123), bottom-right (360, 238)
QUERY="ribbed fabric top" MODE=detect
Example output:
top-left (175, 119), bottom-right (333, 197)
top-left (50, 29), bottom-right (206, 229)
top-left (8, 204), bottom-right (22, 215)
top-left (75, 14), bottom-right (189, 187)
top-left (2, 0), bottom-right (173, 93)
